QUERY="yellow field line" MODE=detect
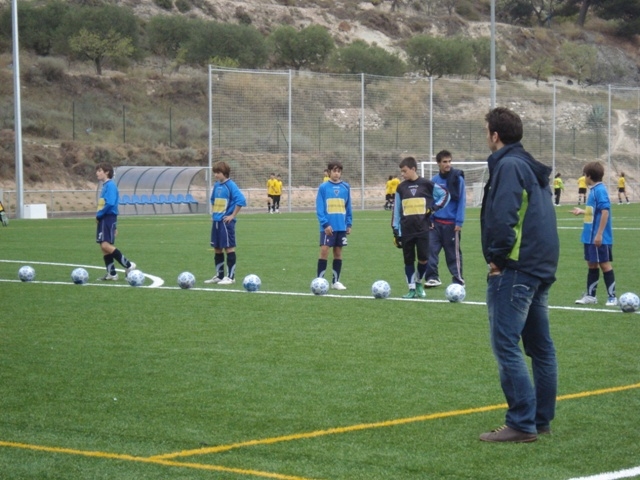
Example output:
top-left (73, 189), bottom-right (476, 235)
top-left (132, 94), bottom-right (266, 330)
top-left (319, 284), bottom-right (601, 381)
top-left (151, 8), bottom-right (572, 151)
top-left (1, 381), bottom-right (638, 479)
top-left (0, 441), bottom-right (310, 480)
top-left (150, 403), bottom-right (508, 460)
top-left (556, 382), bottom-right (640, 400)
top-left (151, 381), bottom-right (640, 460)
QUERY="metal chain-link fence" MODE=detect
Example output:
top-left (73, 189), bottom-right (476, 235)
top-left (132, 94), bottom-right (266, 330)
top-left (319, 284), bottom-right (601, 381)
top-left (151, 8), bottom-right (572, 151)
top-left (3, 70), bottom-right (639, 216)
top-left (207, 69), bottom-right (639, 210)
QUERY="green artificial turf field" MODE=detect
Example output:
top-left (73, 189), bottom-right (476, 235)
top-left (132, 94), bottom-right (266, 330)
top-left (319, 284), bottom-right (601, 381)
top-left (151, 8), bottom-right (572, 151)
top-left (0, 206), bottom-right (638, 479)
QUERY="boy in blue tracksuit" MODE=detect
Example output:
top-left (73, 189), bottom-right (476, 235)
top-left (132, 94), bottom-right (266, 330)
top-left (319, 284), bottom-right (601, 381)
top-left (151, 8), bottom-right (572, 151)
top-left (204, 161), bottom-right (247, 285)
top-left (425, 149), bottom-right (466, 287)
top-left (316, 161), bottom-right (352, 290)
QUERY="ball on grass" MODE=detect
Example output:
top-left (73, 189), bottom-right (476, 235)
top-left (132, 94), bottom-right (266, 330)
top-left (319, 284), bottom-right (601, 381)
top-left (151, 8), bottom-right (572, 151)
top-left (18, 265), bottom-right (36, 282)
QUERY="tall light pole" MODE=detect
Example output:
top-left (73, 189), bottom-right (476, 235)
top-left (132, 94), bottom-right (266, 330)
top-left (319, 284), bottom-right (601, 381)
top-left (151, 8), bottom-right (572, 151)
top-left (490, 0), bottom-right (496, 109)
top-left (11, 0), bottom-right (24, 219)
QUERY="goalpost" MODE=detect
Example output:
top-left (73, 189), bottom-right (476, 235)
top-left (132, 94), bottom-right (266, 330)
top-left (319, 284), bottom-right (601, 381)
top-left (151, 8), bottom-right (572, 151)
top-left (419, 161), bottom-right (489, 207)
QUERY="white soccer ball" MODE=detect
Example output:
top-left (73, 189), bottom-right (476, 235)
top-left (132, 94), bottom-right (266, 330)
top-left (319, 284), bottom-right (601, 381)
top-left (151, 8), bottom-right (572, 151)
top-left (71, 267), bottom-right (89, 285)
top-left (619, 292), bottom-right (640, 313)
top-left (177, 271), bottom-right (196, 289)
top-left (18, 265), bottom-right (36, 282)
top-left (310, 277), bottom-right (330, 296)
top-left (445, 283), bottom-right (466, 302)
top-left (243, 274), bottom-right (261, 292)
top-left (371, 280), bottom-right (391, 299)
top-left (126, 269), bottom-right (145, 287)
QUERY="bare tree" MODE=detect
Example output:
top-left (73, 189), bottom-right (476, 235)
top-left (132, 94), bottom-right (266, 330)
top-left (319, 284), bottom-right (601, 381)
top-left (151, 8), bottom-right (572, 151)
top-left (439, 0), bottom-right (458, 15)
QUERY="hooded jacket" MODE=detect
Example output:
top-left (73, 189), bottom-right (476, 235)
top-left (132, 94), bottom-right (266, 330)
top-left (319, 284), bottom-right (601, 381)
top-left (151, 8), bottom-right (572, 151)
top-left (480, 142), bottom-right (559, 283)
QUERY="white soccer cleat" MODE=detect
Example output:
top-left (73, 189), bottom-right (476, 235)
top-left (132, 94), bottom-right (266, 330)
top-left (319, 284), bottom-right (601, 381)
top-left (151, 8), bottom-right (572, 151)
top-left (605, 297), bottom-right (618, 307)
top-left (575, 295), bottom-right (597, 305)
top-left (218, 276), bottom-right (236, 285)
top-left (425, 278), bottom-right (442, 287)
top-left (204, 276), bottom-right (222, 284)
top-left (125, 262), bottom-right (137, 275)
top-left (98, 273), bottom-right (119, 281)
top-left (331, 281), bottom-right (347, 290)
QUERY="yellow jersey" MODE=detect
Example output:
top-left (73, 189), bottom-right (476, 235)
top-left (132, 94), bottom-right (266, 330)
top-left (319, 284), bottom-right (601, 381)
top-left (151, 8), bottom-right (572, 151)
top-left (578, 176), bottom-right (587, 189)
top-left (386, 178), bottom-right (400, 195)
top-left (618, 177), bottom-right (625, 189)
top-left (267, 178), bottom-right (279, 195)
top-left (553, 177), bottom-right (564, 190)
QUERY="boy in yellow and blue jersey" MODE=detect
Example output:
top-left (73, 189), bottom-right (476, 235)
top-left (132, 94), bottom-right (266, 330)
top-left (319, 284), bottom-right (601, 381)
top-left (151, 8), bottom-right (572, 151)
top-left (316, 161), bottom-right (352, 290)
top-left (204, 161), bottom-right (247, 285)
top-left (95, 163), bottom-right (136, 281)
top-left (392, 156), bottom-right (449, 299)
top-left (572, 161), bottom-right (618, 306)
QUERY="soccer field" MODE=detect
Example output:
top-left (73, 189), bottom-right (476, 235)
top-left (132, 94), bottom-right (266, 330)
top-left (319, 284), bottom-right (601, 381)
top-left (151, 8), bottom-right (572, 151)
top-left (0, 206), bottom-right (639, 480)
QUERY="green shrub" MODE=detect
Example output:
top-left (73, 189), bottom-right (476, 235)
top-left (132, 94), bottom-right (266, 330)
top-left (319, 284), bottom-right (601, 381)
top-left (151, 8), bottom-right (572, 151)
top-left (234, 7), bottom-right (252, 25)
top-left (456, 0), bottom-right (480, 21)
top-left (357, 10), bottom-right (400, 37)
top-left (153, 0), bottom-right (173, 11)
top-left (36, 57), bottom-right (66, 82)
top-left (175, 0), bottom-right (191, 12)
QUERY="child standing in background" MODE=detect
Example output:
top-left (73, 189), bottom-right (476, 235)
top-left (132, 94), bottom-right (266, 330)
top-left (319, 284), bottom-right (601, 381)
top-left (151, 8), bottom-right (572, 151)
top-left (572, 162), bottom-right (618, 306)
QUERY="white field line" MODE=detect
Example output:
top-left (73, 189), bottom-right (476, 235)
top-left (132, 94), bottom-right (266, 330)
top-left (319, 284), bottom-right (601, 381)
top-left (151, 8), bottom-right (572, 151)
top-left (0, 259), bottom-right (164, 287)
top-left (1, 259), bottom-right (639, 314)
top-left (0, 259), bottom-right (640, 314)
top-left (2, 261), bottom-right (640, 479)
top-left (567, 466), bottom-right (640, 480)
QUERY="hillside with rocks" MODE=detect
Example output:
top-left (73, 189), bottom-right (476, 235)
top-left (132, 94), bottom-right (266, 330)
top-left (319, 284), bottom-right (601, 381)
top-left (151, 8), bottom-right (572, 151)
top-left (0, 0), bottom-right (638, 193)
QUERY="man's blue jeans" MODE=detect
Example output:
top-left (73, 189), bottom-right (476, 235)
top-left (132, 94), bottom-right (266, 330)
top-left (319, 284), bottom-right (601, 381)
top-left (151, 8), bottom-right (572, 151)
top-left (487, 267), bottom-right (558, 433)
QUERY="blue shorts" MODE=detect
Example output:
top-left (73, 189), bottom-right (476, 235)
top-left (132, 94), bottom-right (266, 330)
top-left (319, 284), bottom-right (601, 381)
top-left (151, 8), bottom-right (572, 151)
top-left (96, 214), bottom-right (117, 244)
top-left (211, 220), bottom-right (236, 249)
top-left (320, 231), bottom-right (348, 248)
top-left (584, 244), bottom-right (613, 263)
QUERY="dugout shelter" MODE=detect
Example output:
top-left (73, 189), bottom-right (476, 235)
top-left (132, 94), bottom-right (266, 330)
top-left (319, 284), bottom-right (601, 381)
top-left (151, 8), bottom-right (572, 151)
top-left (111, 166), bottom-right (208, 215)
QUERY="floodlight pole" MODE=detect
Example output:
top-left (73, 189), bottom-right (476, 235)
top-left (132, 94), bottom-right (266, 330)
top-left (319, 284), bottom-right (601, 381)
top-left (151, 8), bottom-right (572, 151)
top-left (552, 84), bottom-right (556, 175)
top-left (607, 84), bottom-right (612, 192)
top-left (207, 65), bottom-right (212, 205)
top-left (360, 73), bottom-right (365, 210)
top-left (429, 76), bottom-right (433, 178)
top-left (12, 0), bottom-right (24, 219)
top-left (490, 0), bottom-right (496, 109)
top-left (288, 70), bottom-right (292, 213)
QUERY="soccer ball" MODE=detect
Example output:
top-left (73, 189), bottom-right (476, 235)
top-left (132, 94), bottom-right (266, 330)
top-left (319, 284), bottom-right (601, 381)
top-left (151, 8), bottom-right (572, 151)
top-left (619, 292), bottom-right (640, 313)
top-left (445, 283), bottom-right (466, 302)
top-left (371, 280), bottom-right (391, 299)
top-left (243, 274), bottom-right (261, 292)
top-left (177, 271), bottom-right (196, 289)
top-left (18, 265), bottom-right (36, 282)
top-left (310, 277), bottom-right (330, 296)
top-left (126, 269), bottom-right (145, 287)
top-left (71, 267), bottom-right (89, 285)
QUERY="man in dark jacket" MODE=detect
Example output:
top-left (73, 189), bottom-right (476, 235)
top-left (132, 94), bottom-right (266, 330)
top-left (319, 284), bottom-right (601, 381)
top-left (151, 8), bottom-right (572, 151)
top-left (479, 107), bottom-right (559, 443)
